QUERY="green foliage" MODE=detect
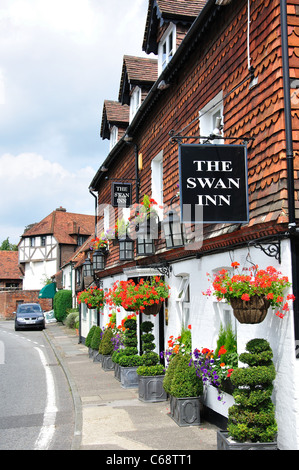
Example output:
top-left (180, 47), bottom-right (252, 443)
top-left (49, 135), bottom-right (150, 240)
top-left (0, 237), bottom-right (18, 251)
top-left (53, 290), bottom-right (72, 322)
top-left (99, 327), bottom-right (114, 355)
top-left (137, 364), bottom-right (165, 376)
top-left (118, 354), bottom-right (143, 367)
top-left (90, 326), bottom-right (102, 351)
top-left (228, 338), bottom-right (277, 443)
top-left (168, 354), bottom-right (203, 398)
top-left (215, 323), bottom-right (237, 362)
top-left (116, 315), bottom-right (140, 366)
top-left (140, 320), bottom-right (159, 368)
top-left (163, 353), bottom-right (181, 394)
top-left (85, 325), bottom-right (97, 348)
top-left (65, 310), bottom-right (79, 329)
top-left (179, 327), bottom-right (192, 354)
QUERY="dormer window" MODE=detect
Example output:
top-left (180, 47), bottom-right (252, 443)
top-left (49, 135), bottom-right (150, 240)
top-left (158, 24), bottom-right (176, 75)
top-left (130, 86), bottom-right (141, 122)
top-left (110, 125), bottom-right (118, 150)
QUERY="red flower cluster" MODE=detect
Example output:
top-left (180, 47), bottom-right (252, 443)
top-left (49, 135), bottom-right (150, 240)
top-left (106, 276), bottom-right (170, 313)
top-left (204, 263), bottom-right (295, 319)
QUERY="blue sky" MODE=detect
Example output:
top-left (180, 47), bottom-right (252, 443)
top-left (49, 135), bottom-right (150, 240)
top-left (0, 0), bottom-right (150, 244)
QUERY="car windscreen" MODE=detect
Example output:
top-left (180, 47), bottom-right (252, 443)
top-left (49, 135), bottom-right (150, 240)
top-left (17, 305), bottom-right (42, 315)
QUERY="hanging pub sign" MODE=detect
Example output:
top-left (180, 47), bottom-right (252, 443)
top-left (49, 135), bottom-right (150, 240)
top-left (111, 182), bottom-right (132, 208)
top-left (179, 144), bottom-right (249, 223)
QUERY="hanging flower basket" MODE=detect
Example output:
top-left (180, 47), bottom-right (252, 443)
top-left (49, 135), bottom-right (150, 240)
top-left (136, 216), bottom-right (159, 237)
top-left (142, 301), bottom-right (162, 316)
top-left (106, 277), bottom-right (170, 314)
top-left (230, 295), bottom-right (271, 324)
top-left (203, 262), bottom-right (295, 322)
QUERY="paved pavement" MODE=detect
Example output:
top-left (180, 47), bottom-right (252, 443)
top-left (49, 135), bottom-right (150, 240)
top-left (44, 322), bottom-right (218, 451)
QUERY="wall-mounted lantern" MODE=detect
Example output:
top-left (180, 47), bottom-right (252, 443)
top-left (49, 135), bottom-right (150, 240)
top-left (92, 249), bottom-right (105, 271)
top-left (83, 257), bottom-right (93, 278)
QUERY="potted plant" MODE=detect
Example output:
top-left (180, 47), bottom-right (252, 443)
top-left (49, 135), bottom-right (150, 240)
top-left (204, 262), bottom-right (295, 323)
top-left (106, 218), bottom-right (129, 245)
top-left (85, 325), bottom-right (97, 358)
top-left (99, 327), bottom-right (115, 371)
top-left (107, 276), bottom-right (170, 315)
top-left (163, 353), bottom-right (203, 426)
top-left (77, 286), bottom-right (105, 310)
top-left (90, 326), bottom-right (102, 363)
top-left (137, 321), bottom-right (167, 402)
top-left (128, 194), bottom-right (161, 238)
top-left (118, 316), bottom-right (142, 388)
top-left (217, 338), bottom-right (278, 450)
top-left (90, 232), bottom-right (109, 253)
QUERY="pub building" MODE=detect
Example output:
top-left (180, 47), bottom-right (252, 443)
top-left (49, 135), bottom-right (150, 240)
top-left (79, 1), bottom-right (299, 449)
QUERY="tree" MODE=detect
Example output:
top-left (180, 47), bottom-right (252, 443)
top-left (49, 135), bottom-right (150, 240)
top-left (0, 238), bottom-right (18, 251)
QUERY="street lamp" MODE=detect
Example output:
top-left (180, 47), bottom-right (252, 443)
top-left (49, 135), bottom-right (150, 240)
top-left (119, 238), bottom-right (134, 261)
top-left (162, 209), bottom-right (185, 249)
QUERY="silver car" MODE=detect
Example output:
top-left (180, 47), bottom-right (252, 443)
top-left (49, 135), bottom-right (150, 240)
top-left (14, 303), bottom-right (46, 331)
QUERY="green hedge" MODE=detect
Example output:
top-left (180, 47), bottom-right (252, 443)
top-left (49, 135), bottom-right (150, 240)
top-left (53, 290), bottom-right (72, 322)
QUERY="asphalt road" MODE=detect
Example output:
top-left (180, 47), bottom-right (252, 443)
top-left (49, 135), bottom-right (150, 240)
top-left (0, 321), bottom-right (75, 450)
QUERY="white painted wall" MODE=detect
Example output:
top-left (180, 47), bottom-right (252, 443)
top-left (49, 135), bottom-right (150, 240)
top-left (77, 240), bottom-right (299, 449)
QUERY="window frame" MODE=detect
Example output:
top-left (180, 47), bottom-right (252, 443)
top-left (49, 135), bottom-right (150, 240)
top-left (199, 91), bottom-right (223, 144)
top-left (158, 23), bottom-right (176, 75)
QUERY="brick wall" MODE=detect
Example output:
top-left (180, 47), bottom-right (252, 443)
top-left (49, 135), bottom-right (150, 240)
top-left (0, 289), bottom-right (52, 320)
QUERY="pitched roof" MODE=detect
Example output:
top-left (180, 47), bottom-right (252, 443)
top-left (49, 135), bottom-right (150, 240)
top-left (143, 0), bottom-right (206, 53)
top-left (100, 100), bottom-right (129, 139)
top-left (118, 55), bottom-right (158, 104)
top-left (22, 208), bottom-right (95, 245)
top-left (0, 251), bottom-right (23, 280)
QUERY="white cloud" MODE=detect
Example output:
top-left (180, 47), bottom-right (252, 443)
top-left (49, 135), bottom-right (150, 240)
top-left (0, 0), bottom-right (151, 245)
top-left (0, 153), bottom-right (95, 244)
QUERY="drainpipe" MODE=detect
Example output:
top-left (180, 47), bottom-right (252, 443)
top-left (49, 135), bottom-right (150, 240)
top-left (280, 0), bottom-right (299, 349)
top-left (280, 0), bottom-right (296, 232)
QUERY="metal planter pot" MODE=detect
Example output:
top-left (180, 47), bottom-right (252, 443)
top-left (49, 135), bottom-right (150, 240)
top-left (217, 430), bottom-right (277, 450)
top-left (114, 362), bottom-right (121, 381)
top-left (169, 395), bottom-right (201, 427)
top-left (102, 355), bottom-right (115, 371)
top-left (93, 352), bottom-right (102, 363)
top-left (120, 366), bottom-right (138, 388)
top-left (138, 375), bottom-right (167, 402)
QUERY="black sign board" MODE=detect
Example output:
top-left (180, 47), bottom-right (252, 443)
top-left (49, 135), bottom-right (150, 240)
top-left (111, 182), bottom-right (132, 208)
top-left (179, 144), bottom-right (249, 223)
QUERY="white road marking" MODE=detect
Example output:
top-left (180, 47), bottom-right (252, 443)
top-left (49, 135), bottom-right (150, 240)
top-left (34, 347), bottom-right (57, 450)
top-left (0, 340), bottom-right (4, 364)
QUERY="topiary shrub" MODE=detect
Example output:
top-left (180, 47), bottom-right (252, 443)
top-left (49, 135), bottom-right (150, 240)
top-left (99, 327), bottom-right (114, 355)
top-left (228, 338), bottom-right (277, 443)
top-left (90, 326), bottom-right (102, 351)
top-left (85, 325), bottom-right (97, 348)
top-left (169, 354), bottom-right (203, 398)
top-left (163, 353), bottom-right (181, 394)
top-left (117, 316), bottom-right (141, 366)
top-left (137, 320), bottom-right (163, 376)
top-left (53, 290), bottom-right (72, 322)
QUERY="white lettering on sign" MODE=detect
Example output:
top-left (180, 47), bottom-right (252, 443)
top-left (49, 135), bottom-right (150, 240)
top-left (186, 177), bottom-right (240, 190)
top-left (196, 195), bottom-right (231, 206)
top-left (192, 160), bottom-right (233, 171)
